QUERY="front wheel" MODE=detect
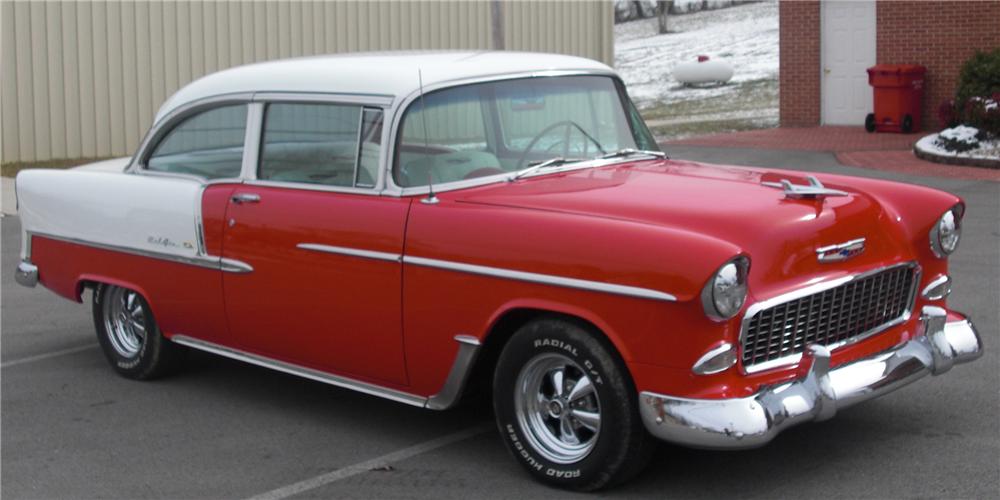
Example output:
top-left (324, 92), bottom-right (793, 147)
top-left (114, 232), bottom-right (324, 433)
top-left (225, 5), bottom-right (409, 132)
top-left (93, 284), bottom-right (183, 379)
top-left (493, 317), bottom-right (653, 491)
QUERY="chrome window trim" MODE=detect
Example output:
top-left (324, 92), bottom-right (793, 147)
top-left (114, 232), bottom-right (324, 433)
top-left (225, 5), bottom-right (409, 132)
top-left (28, 231), bottom-right (253, 274)
top-left (250, 98), bottom-right (392, 194)
top-left (253, 91), bottom-right (395, 107)
top-left (382, 69), bottom-right (621, 197)
top-left (739, 261), bottom-right (921, 374)
top-left (403, 255), bottom-right (677, 302)
top-left (129, 92), bottom-right (256, 175)
top-left (240, 102), bottom-right (265, 180)
top-left (297, 243), bottom-right (402, 263)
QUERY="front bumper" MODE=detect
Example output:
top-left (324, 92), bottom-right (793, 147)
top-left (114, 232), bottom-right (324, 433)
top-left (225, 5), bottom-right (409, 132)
top-left (639, 306), bottom-right (982, 449)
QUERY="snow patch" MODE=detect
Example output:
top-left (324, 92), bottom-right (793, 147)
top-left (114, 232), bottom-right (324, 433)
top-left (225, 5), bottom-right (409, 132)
top-left (917, 131), bottom-right (1000, 161)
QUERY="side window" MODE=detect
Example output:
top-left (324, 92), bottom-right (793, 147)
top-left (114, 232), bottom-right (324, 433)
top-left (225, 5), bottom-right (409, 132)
top-left (147, 104), bottom-right (248, 179)
top-left (259, 103), bottom-right (384, 188)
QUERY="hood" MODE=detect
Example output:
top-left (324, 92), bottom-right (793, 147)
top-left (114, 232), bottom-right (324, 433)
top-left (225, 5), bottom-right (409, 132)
top-left (450, 159), bottom-right (916, 292)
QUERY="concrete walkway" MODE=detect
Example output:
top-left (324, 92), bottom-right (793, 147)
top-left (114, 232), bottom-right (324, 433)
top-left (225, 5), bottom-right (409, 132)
top-left (1, 177), bottom-right (15, 216)
top-left (665, 126), bottom-right (1000, 182)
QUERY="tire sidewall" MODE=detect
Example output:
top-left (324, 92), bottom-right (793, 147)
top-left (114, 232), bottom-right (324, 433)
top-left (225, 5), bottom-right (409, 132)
top-left (93, 284), bottom-right (161, 377)
top-left (494, 318), bottom-right (634, 489)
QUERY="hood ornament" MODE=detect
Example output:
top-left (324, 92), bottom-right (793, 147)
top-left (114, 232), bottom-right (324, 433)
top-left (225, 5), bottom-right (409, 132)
top-left (816, 238), bottom-right (866, 263)
top-left (762, 175), bottom-right (848, 199)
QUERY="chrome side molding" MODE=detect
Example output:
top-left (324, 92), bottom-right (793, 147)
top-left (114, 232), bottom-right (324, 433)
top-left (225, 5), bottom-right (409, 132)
top-left (26, 231), bottom-right (253, 274)
top-left (170, 335), bottom-right (428, 408)
top-left (426, 335), bottom-right (483, 410)
top-left (170, 333), bottom-right (484, 411)
top-left (403, 255), bottom-right (678, 302)
top-left (297, 243), bottom-right (402, 263)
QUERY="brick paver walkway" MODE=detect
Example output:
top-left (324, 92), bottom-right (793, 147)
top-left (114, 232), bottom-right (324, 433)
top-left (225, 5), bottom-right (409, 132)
top-left (666, 126), bottom-right (999, 181)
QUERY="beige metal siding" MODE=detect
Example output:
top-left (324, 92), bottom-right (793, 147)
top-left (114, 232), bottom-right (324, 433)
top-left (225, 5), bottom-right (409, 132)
top-left (1, 0), bottom-right (613, 164)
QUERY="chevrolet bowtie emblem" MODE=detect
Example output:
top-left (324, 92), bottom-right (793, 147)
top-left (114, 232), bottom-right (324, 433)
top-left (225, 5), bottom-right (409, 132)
top-left (816, 238), bottom-right (866, 263)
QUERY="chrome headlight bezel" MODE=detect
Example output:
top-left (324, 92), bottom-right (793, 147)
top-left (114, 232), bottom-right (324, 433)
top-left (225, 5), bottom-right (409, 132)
top-left (929, 204), bottom-right (964, 258)
top-left (701, 256), bottom-right (750, 322)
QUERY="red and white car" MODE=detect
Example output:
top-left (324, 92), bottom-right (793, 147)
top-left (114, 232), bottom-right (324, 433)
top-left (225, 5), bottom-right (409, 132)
top-left (14, 52), bottom-right (982, 490)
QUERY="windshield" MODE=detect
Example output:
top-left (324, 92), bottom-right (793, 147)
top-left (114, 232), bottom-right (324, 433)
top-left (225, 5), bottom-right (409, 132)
top-left (393, 75), bottom-right (658, 188)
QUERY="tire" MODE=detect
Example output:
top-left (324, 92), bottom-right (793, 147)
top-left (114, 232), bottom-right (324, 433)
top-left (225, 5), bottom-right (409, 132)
top-left (493, 317), bottom-right (654, 491)
top-left (902, 114), bottom-right (914, 133)
top-left (93, 283), bottom-right (183, 380)
top-left (865, 113), bottom-right (876, 133)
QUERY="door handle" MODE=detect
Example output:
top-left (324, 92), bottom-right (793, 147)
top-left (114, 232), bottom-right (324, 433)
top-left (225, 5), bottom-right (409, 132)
top-left (231, 193), bottom-right (261, 204)
top-left (823, 68), bottom-right (831, 75)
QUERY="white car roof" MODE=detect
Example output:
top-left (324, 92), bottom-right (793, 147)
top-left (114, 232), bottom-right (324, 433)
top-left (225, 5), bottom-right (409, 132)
top-left (154, 51), bottom-right (615, 123)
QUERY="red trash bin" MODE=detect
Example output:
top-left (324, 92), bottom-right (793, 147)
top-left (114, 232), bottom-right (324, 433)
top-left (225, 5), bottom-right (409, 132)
top-left (865, 64), bottom-right (925, 133)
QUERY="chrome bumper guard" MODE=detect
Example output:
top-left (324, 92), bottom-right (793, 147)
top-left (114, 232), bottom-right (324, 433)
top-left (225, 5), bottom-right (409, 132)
top-left (15, 261), bottom-right (38, 287)
top-left (639, 306), bottom-right (982, 449)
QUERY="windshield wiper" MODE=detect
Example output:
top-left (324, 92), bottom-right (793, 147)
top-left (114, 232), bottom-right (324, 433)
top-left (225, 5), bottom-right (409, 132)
top-left (599, 148), bottom-right (668, 160)
top-left (508, 157), bottom-right (586, 181)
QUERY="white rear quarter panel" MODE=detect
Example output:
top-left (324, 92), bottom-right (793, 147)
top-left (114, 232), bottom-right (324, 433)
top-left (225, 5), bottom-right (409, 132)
top-left (16, 169), bottom-right (203, 260)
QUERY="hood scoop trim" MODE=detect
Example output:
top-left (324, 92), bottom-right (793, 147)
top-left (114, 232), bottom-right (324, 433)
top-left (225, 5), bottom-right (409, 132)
top-left (762, 175), bottom-right (848, 199)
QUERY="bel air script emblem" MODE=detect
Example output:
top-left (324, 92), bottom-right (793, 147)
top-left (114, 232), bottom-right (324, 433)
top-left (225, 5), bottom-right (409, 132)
top-left (816, 238), bottom-right (866, 263)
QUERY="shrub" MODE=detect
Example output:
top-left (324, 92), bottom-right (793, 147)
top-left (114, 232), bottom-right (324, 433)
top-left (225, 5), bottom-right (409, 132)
top-left (956, 48), bottom-right (1000, 105)
top-left (938, 100), bottom-right (958, 129)
top-left (935, 125), bottom-right (983, 153)
top-left (954, 49), bottom-right (1000, 137)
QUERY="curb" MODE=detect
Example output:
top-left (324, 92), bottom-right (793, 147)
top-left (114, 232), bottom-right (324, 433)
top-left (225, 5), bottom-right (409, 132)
top-left (913, 145), bottom-right (1000, 170)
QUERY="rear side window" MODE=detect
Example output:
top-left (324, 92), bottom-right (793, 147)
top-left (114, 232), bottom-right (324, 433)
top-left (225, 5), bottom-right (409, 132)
top-left (147, 104), bottom-right (248, 179)
top-left (259, 103), bottom-right (384, 188)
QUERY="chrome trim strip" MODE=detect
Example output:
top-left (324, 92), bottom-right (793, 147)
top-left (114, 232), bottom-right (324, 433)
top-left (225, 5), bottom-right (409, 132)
top-left (739, 261), bottom-right (921, 374)
top-left (240, 102), bottom-right (265, 180)
top-left (169, 335), bottom-right (428, 408)
top-left (297, 243), bottom-right (402, 263)
top-left (253, 91), bottom-right (395, 107)
top-left (691, 342), bottom-right (736, 376)
top-left (403, 256), bottom-right (677, 302)
top-left (639, 309), bottom-right (982, 450)
top-left (15, 261), bottom-right (38, 288)
top-left (29, 231), bottom-right (253, 274)
top-left (425, 335), bottom-right (483, 410)
top-left (921, 274), bottom-right (952, 301)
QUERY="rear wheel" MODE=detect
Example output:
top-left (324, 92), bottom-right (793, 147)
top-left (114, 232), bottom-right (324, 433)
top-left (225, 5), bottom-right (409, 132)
top-left (93, 284), bottom-right (183, 379)
top-left (493, 317), bottom-right (653, 491)
top-left (865, 113), bottom-right (876, 133)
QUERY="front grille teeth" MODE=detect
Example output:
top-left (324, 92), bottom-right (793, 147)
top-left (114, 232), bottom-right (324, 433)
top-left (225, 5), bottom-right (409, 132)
top-left (741, 263), bottom-right (917, 371)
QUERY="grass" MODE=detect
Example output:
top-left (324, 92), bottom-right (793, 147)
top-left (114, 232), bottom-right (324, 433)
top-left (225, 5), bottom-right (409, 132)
top-left (638, 78), bottom-right (779, 140)
top-left (1, 157), bottom-right (113, 178)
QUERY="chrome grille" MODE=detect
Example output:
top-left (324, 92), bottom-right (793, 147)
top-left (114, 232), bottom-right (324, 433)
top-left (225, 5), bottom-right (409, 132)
top-left (741, 264), bottom-right (918, 371)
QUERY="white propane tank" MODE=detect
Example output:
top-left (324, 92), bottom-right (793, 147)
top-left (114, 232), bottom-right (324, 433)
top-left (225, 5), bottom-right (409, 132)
top-left (673, 55), bottom-right (735, 85)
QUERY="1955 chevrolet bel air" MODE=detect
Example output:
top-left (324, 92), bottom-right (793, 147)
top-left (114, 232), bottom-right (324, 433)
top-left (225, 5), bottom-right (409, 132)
top-left (14, 52), bottom-right (982, 490)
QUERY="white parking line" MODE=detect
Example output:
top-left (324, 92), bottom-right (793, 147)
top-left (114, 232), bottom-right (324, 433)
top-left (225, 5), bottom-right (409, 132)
top-left (247, 422), bottom-right (493, 500)
top-left (1, 344), bottom-right (98, 368)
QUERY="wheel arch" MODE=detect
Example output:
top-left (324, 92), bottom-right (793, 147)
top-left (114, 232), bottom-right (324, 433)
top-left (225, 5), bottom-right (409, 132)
top-left (75, 275), bottom-right (161, 327)
top-left (462, 300), bottom-right (634, 404)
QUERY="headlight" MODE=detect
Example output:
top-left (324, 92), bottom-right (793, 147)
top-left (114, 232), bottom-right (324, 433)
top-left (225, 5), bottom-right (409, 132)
top-left (701, 256), bottom-right (749, 321)
top-left (930, 204), bottom-right (964, 258)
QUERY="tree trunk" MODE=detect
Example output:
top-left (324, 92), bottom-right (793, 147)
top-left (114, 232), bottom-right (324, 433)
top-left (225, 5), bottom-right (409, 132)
top-left (657, 1), bottom-right (673, 34)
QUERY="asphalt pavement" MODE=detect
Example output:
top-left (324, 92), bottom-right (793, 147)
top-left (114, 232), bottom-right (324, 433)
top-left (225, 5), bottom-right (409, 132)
top-left (2, 147), bottom-right (998, 499)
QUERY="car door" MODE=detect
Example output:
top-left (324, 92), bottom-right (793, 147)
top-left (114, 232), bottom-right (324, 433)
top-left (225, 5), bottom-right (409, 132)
top-left (220, 101), bottom-right (411, 385)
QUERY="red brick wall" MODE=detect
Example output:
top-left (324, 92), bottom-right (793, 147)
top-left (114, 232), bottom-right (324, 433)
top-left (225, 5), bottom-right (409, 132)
top-left (877, 1), bottom-right (1000, 130)
top-left (779, 1), bottom-right (821, 127)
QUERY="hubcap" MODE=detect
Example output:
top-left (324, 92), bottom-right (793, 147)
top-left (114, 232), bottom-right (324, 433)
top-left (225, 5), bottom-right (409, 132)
top-left (514, 353), bottom-right (601, 464)
top-left (102, 287), bottom-right (147, 358)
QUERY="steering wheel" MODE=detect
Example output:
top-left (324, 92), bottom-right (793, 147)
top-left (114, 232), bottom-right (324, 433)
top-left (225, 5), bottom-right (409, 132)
top-left (514, 121), bottom-right (606, 171)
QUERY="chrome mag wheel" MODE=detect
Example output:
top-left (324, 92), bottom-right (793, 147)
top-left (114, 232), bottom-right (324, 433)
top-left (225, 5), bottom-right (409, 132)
top-left (102, 286), bottom-right (147, 358)
top-left (514, 353), bottom-right (602, 464)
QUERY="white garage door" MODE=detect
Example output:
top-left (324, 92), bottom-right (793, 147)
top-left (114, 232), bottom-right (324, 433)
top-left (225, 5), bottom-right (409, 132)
top-left (821, 1), bottom-right (876, 125)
